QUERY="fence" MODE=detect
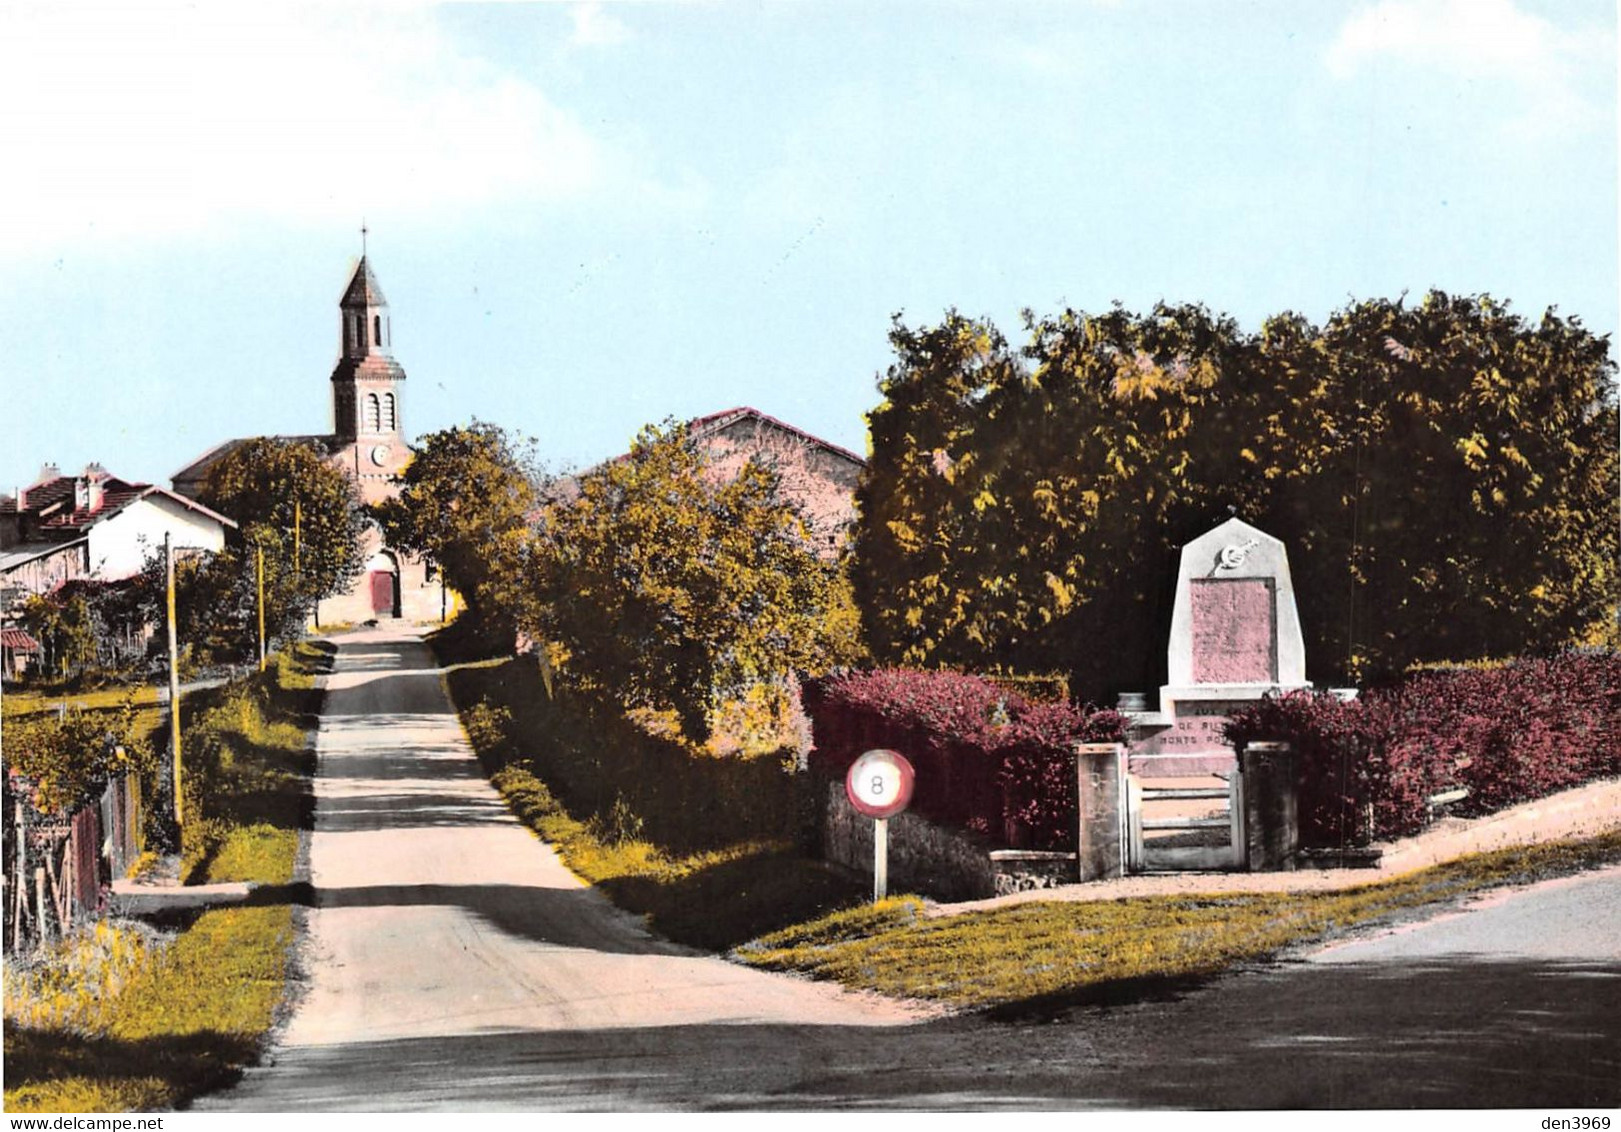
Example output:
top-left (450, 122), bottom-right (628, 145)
top-left (3, 771), bottom-right (143, 953)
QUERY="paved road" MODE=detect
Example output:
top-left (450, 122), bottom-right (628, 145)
top-left (199, 626), bottom-right (1620, 1111)
top-left (198, 627), bottom-right (926, 1112)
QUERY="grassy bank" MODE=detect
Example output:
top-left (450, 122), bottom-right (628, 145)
top-left (440, 652), bottom-right (866, 951)
top-left (2, 641), bottom-right (330, 1113)
top-left (737, 831), bottom-right (1621, 1011)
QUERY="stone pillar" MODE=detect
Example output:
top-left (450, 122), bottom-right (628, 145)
top-left (1239, 740), bottom-right (1298, 872)
top-left (1075, 743), bottom-right (1126, 882)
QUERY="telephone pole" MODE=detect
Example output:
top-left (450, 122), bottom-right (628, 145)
top-left (165, 533), bottom-right (183, 829)
top-left (257, 544), bottom-right (267, 672)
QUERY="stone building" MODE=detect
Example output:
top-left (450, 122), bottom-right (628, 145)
top-left (172, 255), bottom-right (446, 626)
top-left (684, 407), bottom-right (865, 556)
top-left (567, 407), bottom-right (866, 559)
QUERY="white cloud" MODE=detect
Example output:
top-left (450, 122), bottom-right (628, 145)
top-left (0, 5), bottom-right (617, 253)
top-left (1325, 0), bottom-right (1609, 136)
top-left (570, 2), bottom-right (630, 48)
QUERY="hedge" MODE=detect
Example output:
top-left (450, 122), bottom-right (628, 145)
top-left (1225, 652), bottom-right (1620, 847)
top-left (803, 669), bottom-right (1126, 850)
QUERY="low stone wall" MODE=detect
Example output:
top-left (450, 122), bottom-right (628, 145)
top-left (988, 850), bottom-right (1078, 896)
top-left (821, 782), bottom-right (999, 901)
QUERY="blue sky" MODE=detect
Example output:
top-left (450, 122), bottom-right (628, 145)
top-left (1, 0), bottom-right (1614, 490)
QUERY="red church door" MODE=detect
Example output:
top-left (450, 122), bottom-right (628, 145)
top-left (369, 570), bottom-right (398, 617)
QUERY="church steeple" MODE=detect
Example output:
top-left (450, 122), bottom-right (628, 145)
top-left (330, 243), bottom-right (406, 446)
top-left (340, 256), bottom-right (392, 359)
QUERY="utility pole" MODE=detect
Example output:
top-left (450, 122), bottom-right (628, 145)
top-left (257, 544), bottom-right (267, 672)
top-left (165, 533), bottom-right (183, 830)
top-left (294, 498), bottom-right (301, 577)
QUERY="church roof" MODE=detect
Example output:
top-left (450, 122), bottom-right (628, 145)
top-left (341, 256), bottom-right (388, 308)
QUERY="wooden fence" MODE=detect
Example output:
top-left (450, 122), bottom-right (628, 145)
top-left (3, 771), bottom-right (143, 953)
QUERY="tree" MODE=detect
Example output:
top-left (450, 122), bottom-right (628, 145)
top-left (851, 293), bottom-right (1618, 699)
top-left (197, 437), bottom-right (367, 624)
top-left (372, 421), bottom-right (543, 639)
top-left (1271, 293), bottom-right (1619, 677)
top-left (535, 422), bottom-right (862, 740)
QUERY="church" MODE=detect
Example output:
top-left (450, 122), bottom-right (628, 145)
top-left (171, 253), bottom-right (446, 626)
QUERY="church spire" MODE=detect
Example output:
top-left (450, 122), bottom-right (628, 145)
top-left (331, 245), bottom-right (405, 445)
top-left (340, 252), bottom-right (391, 360)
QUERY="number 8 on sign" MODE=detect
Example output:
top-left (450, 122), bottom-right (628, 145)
top-left (846, 749), bottom-right (915, 819)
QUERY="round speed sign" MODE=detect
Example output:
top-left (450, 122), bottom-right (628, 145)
top-left (845, 749), bottom-right (916, 819)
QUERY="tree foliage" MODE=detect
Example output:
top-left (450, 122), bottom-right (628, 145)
top-left (534, 422), bottom-right (863, 740)
top-left (372, 421), bottom-right (544, 637)
top-left (6, 700), bottom-right (154, 815)
top-left (853, 294), bottom-right (1618, 698)
top-left (196, 437), bottom-right (367, 633)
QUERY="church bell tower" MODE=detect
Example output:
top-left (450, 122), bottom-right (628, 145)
top-left (329, 238), bottom-right (409, 503)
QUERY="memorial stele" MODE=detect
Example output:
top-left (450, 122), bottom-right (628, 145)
top-left (1123, 516), bottom-right (1311, 774)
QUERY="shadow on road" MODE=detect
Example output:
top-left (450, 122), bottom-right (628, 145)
top-left (238, 879), bottom-right (682, 956)
top-left (198, 955), bottom-right (1619, 1110)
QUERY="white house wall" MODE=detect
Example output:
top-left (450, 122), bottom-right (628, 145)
top-left (86, 496), bottom-right (228, 580)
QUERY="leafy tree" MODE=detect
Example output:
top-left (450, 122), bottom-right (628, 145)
top-left (133, 534), bottom-right (307, 666)
top-left (535, 422), bottom-right (862, 740)
top-left (16, 591), bottom-right (99, 678)
top-left (7, 699), bottom-right (154, 815)
top-left (197, 437), bottom-right (367, 625)
top-left (373, 421), bottom-right (543, 639)
top-left (852, 293), bottom-right (1618, 699)
top-left (1271, 293), bottom-right (1620, 677)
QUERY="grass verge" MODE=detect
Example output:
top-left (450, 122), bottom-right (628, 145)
top-left (735, 830), bottom-right (1621, 1011)
top-left (2, 640), bottom-right (331, 1114)
top-left (440, 651), bottom-right (865, 952)
top-left (2, 683), bottom-right (164, 750)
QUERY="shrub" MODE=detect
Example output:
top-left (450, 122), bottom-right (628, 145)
top-left (804, 668), bottom-right (1126, 849)
top-left (1226, 652), bottom-right (1620, 846)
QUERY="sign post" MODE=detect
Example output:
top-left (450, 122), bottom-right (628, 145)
top-left (845, 749), bottom-right (915, 903)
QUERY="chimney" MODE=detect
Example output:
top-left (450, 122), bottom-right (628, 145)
top-left (83, 463), bottom-right (107, 510)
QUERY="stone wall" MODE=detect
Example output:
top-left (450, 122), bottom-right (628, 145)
top-left (822, 782), bottom-right (998, 901)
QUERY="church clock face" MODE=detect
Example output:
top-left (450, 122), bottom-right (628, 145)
top-left (370, 443), bottom-right (390, 467)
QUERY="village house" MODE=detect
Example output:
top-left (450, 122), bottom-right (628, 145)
top-left (171, 253), bottom-right (445, 625)
top-left (0, 466), bottom-right (237, 675)
top-left (0, 464), bottom-right (236, 615)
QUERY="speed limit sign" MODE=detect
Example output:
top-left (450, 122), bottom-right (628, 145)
top-left (845, 749), bottom-right (915, 820)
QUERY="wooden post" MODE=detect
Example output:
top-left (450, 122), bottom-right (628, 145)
top-left (13, 798), bottom-right (27, 944)
top-left (166, 533), bottom-right (183, 831)
top-left (294, 498), bottom-right (302, 578)
top-left (34, 867), bottom-right (48, 944)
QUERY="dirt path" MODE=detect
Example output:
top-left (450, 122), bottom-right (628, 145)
top-left (197, 626), bottom-right (927, 1112)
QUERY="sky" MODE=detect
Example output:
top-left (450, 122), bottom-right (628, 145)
top-left (1, 0), bottom-right (1615, 490)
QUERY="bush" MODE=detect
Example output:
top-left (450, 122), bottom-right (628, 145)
top-left (804, 668), bottom-right (1126, 850)
top-left (447, 657), bottom-right (808, 857)
top-left (1225, 652), bottom-right (1620, 846)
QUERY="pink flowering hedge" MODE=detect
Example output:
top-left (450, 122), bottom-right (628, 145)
top-left (1224, 652), bottom-right (1620, 846)
top-left (803, 669), bottom-right (1126, 849)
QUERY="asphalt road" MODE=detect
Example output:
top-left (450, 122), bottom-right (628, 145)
top-left (197, 626), bottom-right (1620, 1112)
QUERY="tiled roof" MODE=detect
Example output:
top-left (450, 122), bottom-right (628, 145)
top-left (2, 472), bottom-right (236, 534)
top-left (341, 256), bottom-right (388, 308)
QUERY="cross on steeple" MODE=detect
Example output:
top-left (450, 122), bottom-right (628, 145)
top-left (361, 221), bottom-right (368, 258)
